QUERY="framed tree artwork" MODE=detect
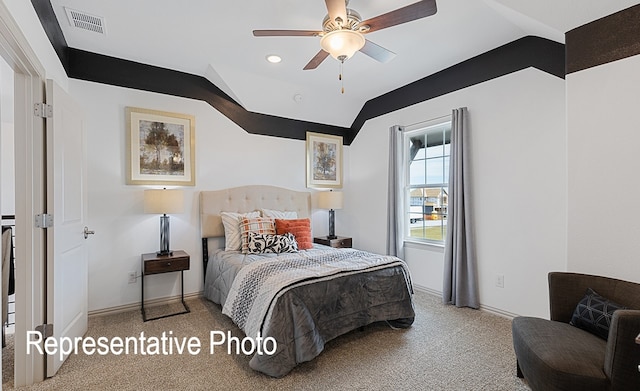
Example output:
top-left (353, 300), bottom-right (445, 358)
top-left (126, 107), bottom-right (195, 186)
top-left (306, 131), bottom-right (343, 189)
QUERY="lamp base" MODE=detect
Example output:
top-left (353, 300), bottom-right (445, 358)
top-left (328, 209), bottom-right (336, 240)
top-left (158, 214), bottom-right (172, 257)
top-left (156, 250), bottom-right (173, 256)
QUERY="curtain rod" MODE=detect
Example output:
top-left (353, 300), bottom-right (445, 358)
top-left (402, 113), bottom-right (452, 130)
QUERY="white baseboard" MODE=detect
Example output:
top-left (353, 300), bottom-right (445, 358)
top-left (413, 283), bottom-right (441, 297)
top-left (479, 304), bottom-right (518, 320)
top-left (88, 291), bottom-right (203, 318)
top-left (412, 284), bottom-right (518, 320)
top-left (89, 286), bottom-right (520, 320)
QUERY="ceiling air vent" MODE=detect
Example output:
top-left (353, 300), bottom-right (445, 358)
top-left (64, 7), bottom-right (106, 35)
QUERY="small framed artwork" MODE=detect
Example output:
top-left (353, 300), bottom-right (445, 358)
top-left (306, 131), bottom-right (343, 189)
top-left (126, 107), bottom-right (195, 186)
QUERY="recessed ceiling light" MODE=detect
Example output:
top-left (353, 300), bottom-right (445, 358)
top-left (266, 54), bottom-right (282, 64)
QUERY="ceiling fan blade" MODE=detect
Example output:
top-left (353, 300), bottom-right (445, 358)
top-left (303, 50), bottom-right (330, 70)
top-left (253, 30), bottom-right (321, 37)
top-left (359, 0), bottom-right (437, 33)
top-left (324, 0), bottom-right (347, 26)
top-left (360, 40), bottom-right (396, 63)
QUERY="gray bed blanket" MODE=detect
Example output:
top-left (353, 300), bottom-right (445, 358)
top-left (205, 245), bottom-right (415, 377)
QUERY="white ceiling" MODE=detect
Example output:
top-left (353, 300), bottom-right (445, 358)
top-left (48, 0), bottom-right (638, 128)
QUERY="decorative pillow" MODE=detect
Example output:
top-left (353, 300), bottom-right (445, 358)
top-left (220, 211), bottom-right (260, 251)
top-left (240, 217), bottom-right (275, 253)
top-left (247, 232), bottom-right (298, 254)
top-left (570, 288), bottom-right (627, 340)
top-left (261, 208), bottom-right (298, 219)
top-left (275, 218), bottom-right (312, 250)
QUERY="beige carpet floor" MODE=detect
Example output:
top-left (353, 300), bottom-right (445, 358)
top-left (3, 291), bottom-right (531, 390)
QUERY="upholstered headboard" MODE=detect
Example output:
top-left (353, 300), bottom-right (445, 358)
top-left (199, 185), bottom-right (312, 239)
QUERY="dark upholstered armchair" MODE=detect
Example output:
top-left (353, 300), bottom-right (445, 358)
top-left (512, 272), bottom-right (640, 391)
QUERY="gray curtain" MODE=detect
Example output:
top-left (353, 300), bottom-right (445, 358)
top-left (443, 107), bottom-right (479, 308)
top-left (386, 125), bottom-right (404, 259)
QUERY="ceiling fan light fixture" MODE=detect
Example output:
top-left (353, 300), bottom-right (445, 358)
top-left (320, 29), bottom-right (365, 61)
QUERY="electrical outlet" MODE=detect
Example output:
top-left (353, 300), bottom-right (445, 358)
top-left (495, 274), bottom-right (504, 288)
top-left (128, 271), bottom-right (137, 284)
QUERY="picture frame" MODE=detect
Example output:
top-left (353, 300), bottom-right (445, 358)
top-left (306, 131), bottom-right (343, 189)
top-left (126, 107), bottom-right (195, 186)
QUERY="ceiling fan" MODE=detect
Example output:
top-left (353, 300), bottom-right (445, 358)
top-left (253, 0), bottom-right (438, 71)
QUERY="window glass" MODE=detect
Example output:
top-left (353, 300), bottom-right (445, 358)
top-left (404, 120), bottom-right (451, 243)
top-left (426, 157), bottom-right (444, 184)
top-left (409, 159), bottom-right (426, 185)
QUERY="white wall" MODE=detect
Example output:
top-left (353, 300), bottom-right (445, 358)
top-left (1, 0), bottom-right (343, 313)
top-left (10, 0), bottom-right (637, 318)
top-left (567, 54), bottom-right (640, 282)
top-left (1, 55), bottom-right (14, 215)
top-left (347, 68), bottom-right (567, 318)
top-left (68, 79), bottom-right (338, 312)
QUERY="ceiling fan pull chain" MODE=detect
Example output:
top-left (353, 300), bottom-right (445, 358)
top-left (340, 59), bottom-right (344, 94)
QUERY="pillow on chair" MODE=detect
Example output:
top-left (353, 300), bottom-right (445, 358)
top-left (569, 288), bottom-right (627, 340)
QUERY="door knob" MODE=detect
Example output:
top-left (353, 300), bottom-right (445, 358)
top-left (83, 226), bottom-right (95, 239)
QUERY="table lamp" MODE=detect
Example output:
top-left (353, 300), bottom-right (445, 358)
top-left (318, 190), bottom-right (343, 239)
top-left (144, 188), bottom-right (184, 255)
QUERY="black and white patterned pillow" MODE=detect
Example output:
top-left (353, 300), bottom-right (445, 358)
top-left (247, 232), bottom-right (298, 254)
top-left (570, 288), bottom-right (627, 340)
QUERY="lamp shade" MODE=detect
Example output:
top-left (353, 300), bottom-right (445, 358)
top-left (318, 191), bottom-right (343, 210)
top-left (320, 29), bottom-right (365, 61)
top-left (144, 189), bottom-right (184, 214)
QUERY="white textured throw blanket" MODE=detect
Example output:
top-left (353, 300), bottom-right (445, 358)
top-left (222, 247), bottom-right (411, 339)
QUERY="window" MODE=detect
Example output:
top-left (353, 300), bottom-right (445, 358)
top-left (404, 119), bottom-right (451, 243)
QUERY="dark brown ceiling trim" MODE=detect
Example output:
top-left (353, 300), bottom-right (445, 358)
top-left (32, 1), bottom-right (564, 145)
top-left (31, 0), bottom-right (69, 71)
top-left (66, 48), bottom-right (349, 140)
top-left (346, 36), bottom-right (565, 143)
top-left (566, 4), bottom-right (640, 74)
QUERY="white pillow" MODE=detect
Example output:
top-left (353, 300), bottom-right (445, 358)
top-left (220, 211), bottom-right (260, 251)
top-left (260, 208), bottom-right (298, 219)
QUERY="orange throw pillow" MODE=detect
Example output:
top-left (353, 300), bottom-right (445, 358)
top-left (275, 218), bottom-right (312, 250)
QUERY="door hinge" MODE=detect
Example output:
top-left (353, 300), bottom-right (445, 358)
top-left (35, 214), bottom-right (54, 228)
top-left (35, 323), bottom-right (54, 339)
top-left (34, 102), bottom-right (53, 118)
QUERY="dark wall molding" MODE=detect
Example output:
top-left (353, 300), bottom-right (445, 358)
top-left (67, 48), bottom-right (350, 140)
top-left (32, 1), bottom-right (564, 145)
top-left (346, 36), bottom-right (564, 143)
top-left (566, 4), bottom-right (640, 74)
top-left (32, 0), bottom-right (68, 71)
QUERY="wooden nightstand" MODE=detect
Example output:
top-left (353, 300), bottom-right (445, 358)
top-left (314, 236), bottom-right (352, 248)
top-left (141, 250), bottom-right (190, 322)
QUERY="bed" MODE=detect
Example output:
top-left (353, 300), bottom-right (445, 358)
top-left (200, 185), bottom-right (415, 377)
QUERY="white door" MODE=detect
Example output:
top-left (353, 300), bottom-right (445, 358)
top-left (45, 79), bottom-right (88, 377)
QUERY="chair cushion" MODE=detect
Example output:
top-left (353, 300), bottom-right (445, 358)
top-left (512, 317), bottom-right (609, 391)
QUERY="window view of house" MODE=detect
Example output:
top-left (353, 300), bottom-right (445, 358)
top-left (405, 120), bottom-right (451, 243)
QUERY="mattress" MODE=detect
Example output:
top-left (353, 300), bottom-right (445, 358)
top-left (204, 244), bottom-right (415, 377)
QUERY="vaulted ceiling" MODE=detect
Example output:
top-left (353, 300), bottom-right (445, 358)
top-left (39, 0), bottom-right (638, 140)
